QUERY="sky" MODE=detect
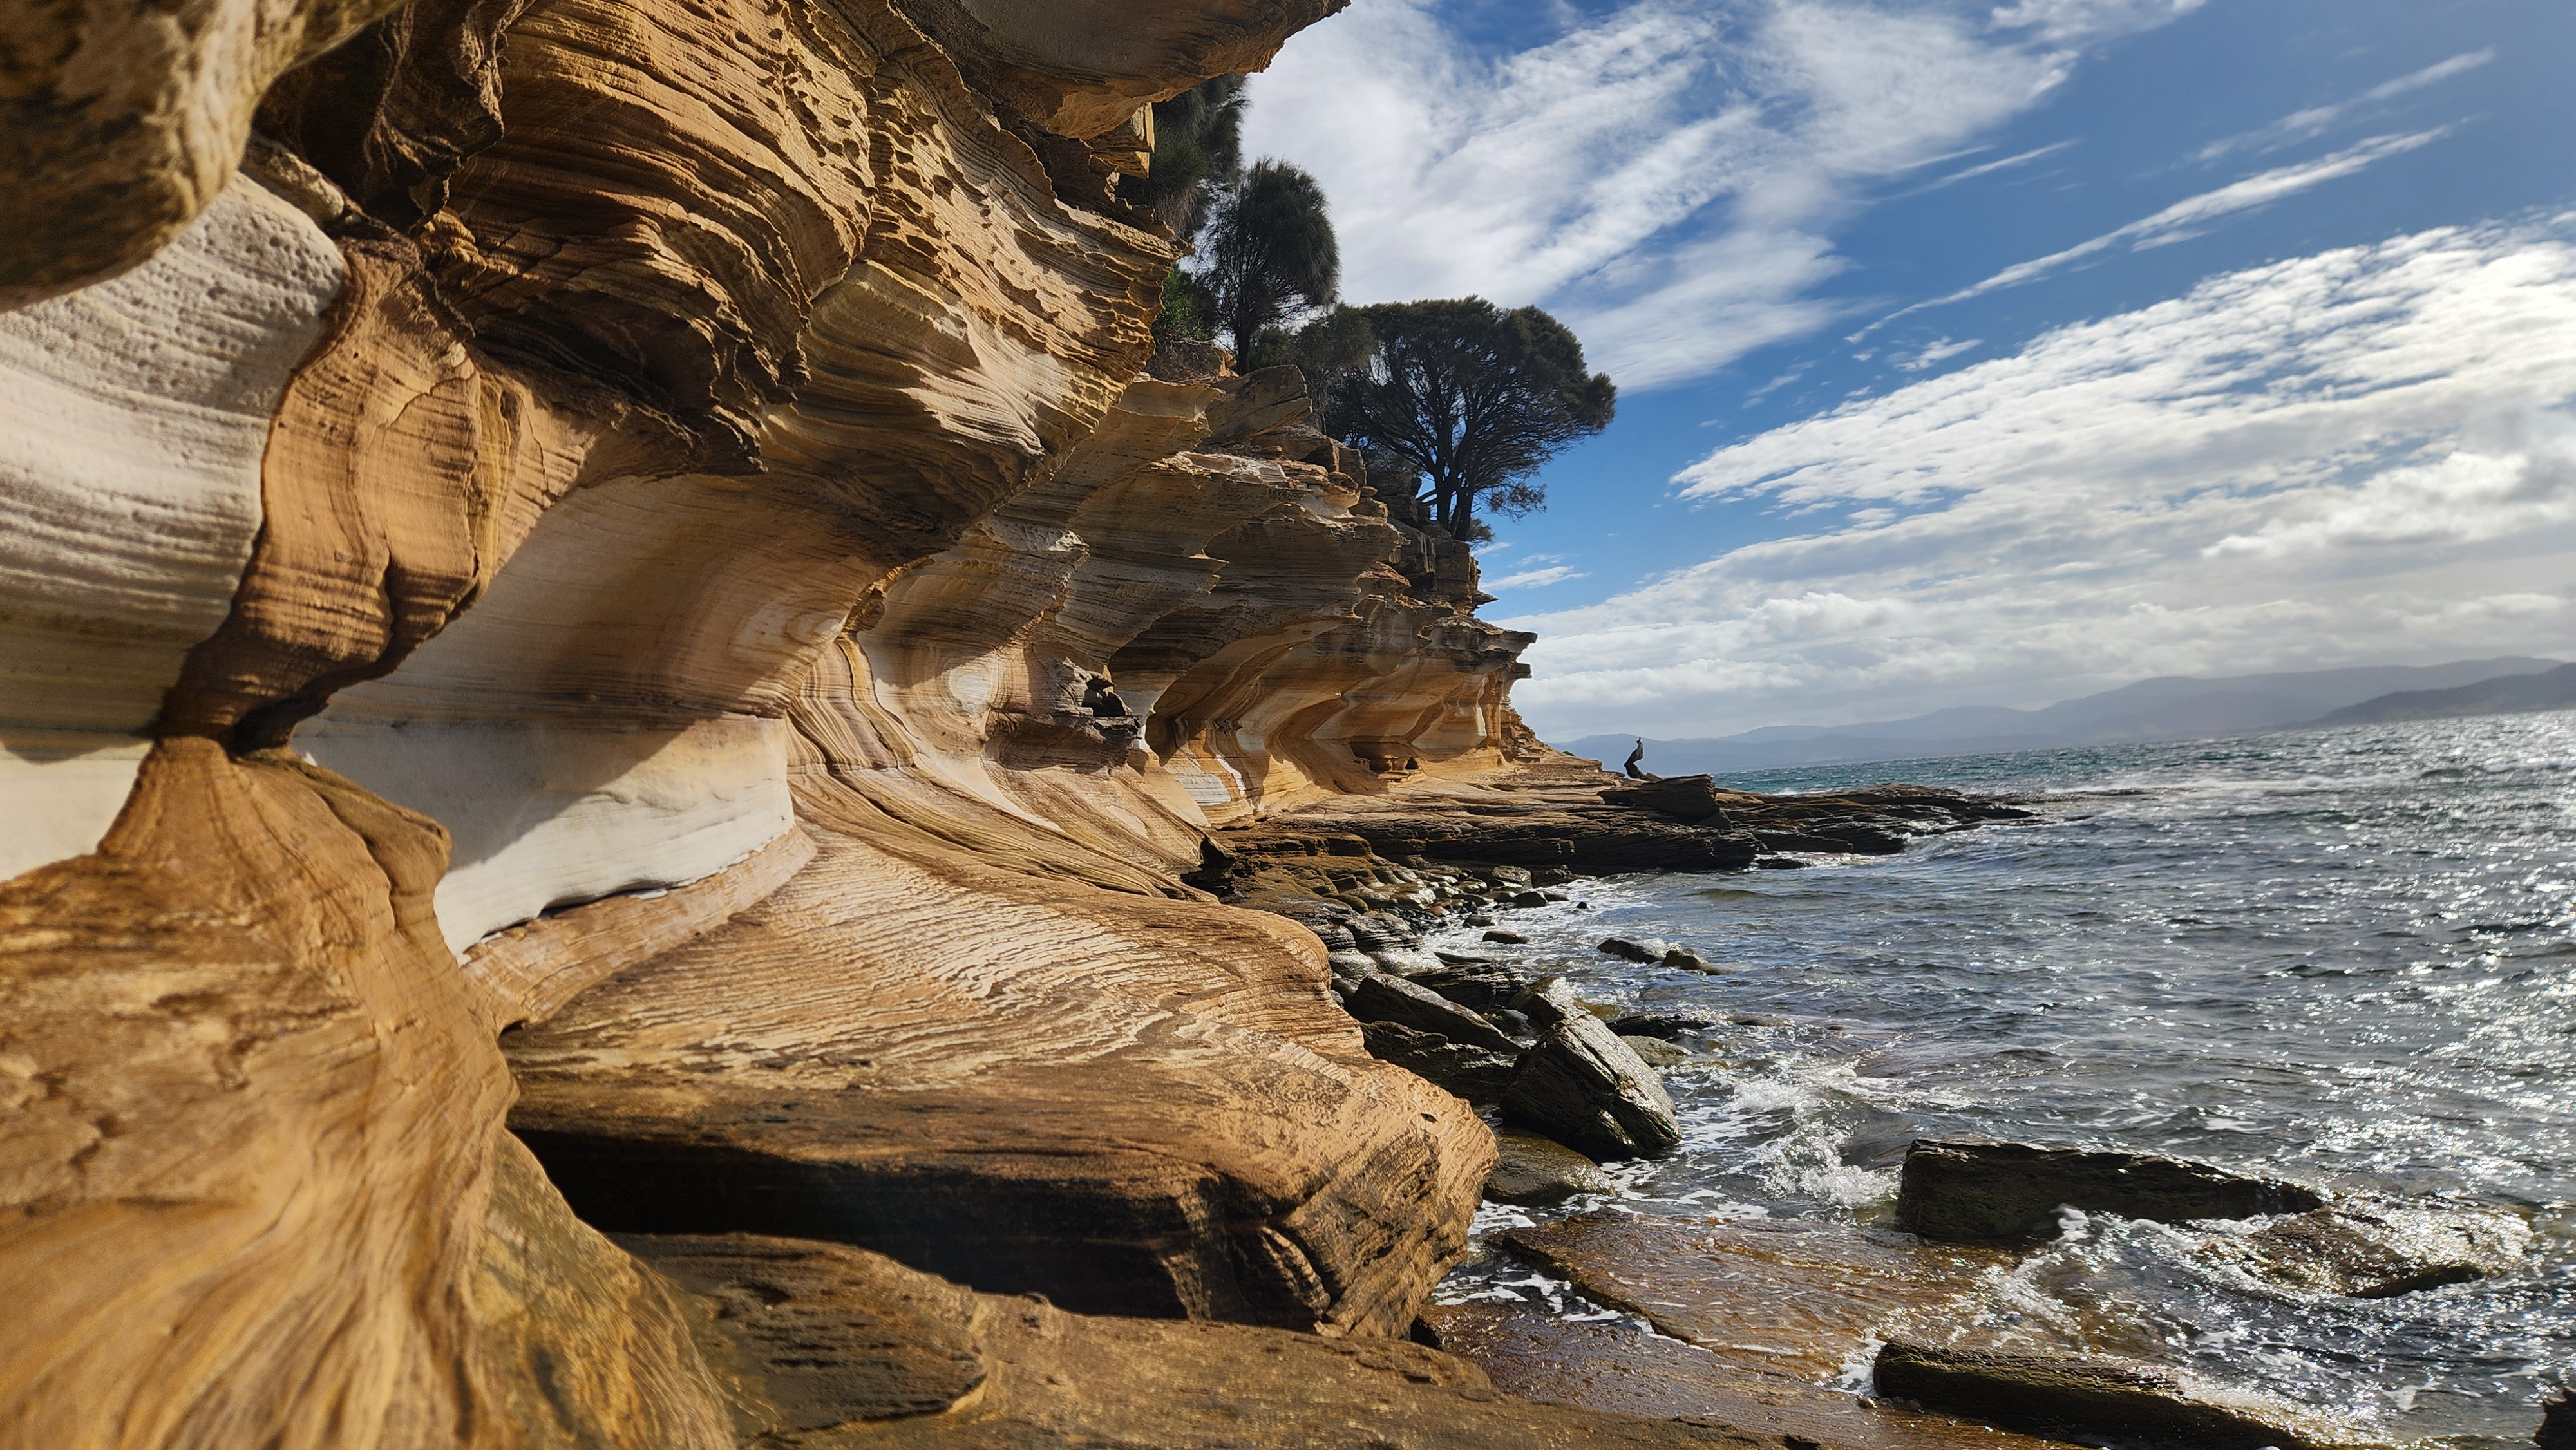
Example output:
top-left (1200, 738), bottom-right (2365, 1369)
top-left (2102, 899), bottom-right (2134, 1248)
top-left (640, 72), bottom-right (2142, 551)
top-left (1240, 0), bottom-right (2576, 740)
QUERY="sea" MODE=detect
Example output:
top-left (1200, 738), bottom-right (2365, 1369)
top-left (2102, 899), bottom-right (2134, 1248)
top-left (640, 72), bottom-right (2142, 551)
top-left (1425, 709), bottom-right (2576, 1447)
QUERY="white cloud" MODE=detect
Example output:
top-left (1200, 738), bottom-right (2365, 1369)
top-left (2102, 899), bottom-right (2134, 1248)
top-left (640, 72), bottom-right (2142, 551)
top-left (2192, 49), bottom-right (2493, 164)
top-left (1486, 563), bottom-right (1587, 590)
top-left (1866, 129), bottom-right (2452, 330)
top-left (1245, 0), bottom-right (2110, 390)
top-left (1895, 335), bottom-right (1982, 371)
top-left (1501, 222), bottom-right (2576, 738)
top-left (1985, 0), bottom-right (2204, 44)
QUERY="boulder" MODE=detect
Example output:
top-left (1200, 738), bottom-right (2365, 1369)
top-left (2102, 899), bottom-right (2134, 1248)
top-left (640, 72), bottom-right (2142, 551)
top-left (1343, 972), bottom-right (1520, 1054)
top-left (1607, 1013), bottom-right (1714, 1040)
top-left (2211, 1203), bottom-right (2528, 1298)
top-left (1871, 1341), bottom-right (2356, 1450)
top-left (1486, 1130), bottom-right (1616, 1206)
top-left (1510, 890), bottom-right (1551, 908)
top-left (1509, 976), bottom-right (1589, 1029)
top-left (1501, 1017), bottom-right (1681, 1160)
top-left (1482, 929), bottom-right (1530, 944)
top-left (1362, 1021), bottom-right (1519, 1105)
top-left (1596, 937), bottom-right (1668, 963)
top-left (1621, 1035), bottom-right (1688, 1068)
top-left (1596, 775), bottom-right (1762, 822)
top-left (1895, 1138), bottom-right (2325, 1243)
top-left (1410, 963), bottom-right (1535, 1013)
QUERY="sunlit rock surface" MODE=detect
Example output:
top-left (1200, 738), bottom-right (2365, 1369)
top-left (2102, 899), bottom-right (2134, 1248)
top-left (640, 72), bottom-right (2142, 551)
top-left (0, 0), bottom-right (1706, 1441)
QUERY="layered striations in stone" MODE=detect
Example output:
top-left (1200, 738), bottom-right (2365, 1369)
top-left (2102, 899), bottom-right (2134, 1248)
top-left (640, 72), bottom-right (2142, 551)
top-left (0, 0), bottom-right (1689, 1441)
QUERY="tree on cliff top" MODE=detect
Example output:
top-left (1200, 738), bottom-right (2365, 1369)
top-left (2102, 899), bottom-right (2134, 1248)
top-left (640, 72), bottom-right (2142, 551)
top-left (1323, 299), bottom-right (1615, 538)
top-left (1130, 75), bottom-right (1247, 241)
top-left (1200, 159), bottom-right (1340, 357)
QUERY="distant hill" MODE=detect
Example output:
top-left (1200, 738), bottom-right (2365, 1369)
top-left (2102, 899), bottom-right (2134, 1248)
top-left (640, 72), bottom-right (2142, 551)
top-left (2307, 663), bottom-right (2576, 726)
top-left (1564, 657), bottom-right (2569, 775)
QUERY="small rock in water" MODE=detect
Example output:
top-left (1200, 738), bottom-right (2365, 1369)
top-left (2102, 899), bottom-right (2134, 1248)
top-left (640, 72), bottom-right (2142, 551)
top-left (1481, 929), bottom-right (1529, 944)
top-left (1895, 1137), bottom-right (2325, 1243)
top-left (1433, 950), bottom-right (1497, 966)
top-left (1620, 1035), bottom-right (1688, 1068)
top-left (1341, 974), bottom-right (1520, 1055)
top-left (1871, 1340), bottom-right (2351, 1450)
top-left (1484, 1129), bottom-right (1615, 1205)
top-left (1595, 936), bottom-right (1667, 963)
top-left (1462, 914), bottom-right (1495, 927)
top-left (1359, 1021), bottom-right (1517, 1105)
top-left (2210, 1202), bottom-right (2528, 1298)
top-left (1501, 1015), bottom-right (1681, 1160)
top-left (1508, 890), bottom-right (1549, 909)
top-left (1754, 856), bottom-right (1808, 870)
top-left (1608, 1013), bottom-right (1714, 1040)
top-left (1661, 948), bottom-right (1718, 972)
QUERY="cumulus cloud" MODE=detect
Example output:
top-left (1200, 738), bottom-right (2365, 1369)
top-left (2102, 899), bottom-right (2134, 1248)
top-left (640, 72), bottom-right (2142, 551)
top-left (1501, 223), bottom-right (2576, 738)
top-left (1244, 0), bottom-right (2137, 390)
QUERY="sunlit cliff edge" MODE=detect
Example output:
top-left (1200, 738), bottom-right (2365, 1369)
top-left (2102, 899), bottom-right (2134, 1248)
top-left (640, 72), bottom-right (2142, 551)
top-left (0, 1), bottom-right (1756, 1444)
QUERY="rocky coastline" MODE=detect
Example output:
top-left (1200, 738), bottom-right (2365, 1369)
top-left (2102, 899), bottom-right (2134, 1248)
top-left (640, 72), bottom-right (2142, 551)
top-left (0, 0), bottom-right (2541, 1446)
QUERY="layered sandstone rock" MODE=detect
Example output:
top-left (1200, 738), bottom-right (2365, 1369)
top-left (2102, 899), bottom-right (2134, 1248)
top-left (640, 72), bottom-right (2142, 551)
top-left (0, 0), bottom-right (1686, 1442)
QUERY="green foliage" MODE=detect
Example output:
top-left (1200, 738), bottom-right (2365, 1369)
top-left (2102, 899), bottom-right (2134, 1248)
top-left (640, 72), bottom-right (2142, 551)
top-left (1128, 76), bottom-right (1247, 241)
top-left (1201, 159), bottom-right (1340, 358)
top-left (1323, 297), bottom-right (1615, 536)
top-left (1156, 267), bottom-right (1216, 341)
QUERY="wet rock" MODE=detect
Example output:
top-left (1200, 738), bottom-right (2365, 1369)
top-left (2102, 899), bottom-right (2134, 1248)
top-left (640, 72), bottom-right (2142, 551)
top-left (1417, 1301), bottom-right (2083, 1450)
top-left (1608, 1013), bottom-right (1715, 1040)
top-left (1486, 1129), bottom-right (1616, 1205)
top-left (1895, 1138), bottom-right (2325, 1243)
top-left (1510, 976), bottom-right (1589, 1029)
top-left (1501, 1016), bottom-right (1681, 1160)
top-left (1483, 928), bottom-right (1530, 944)
top-left (1510, 890), bottom-right (1550, 908)
top-left (1411, 963), bottom-right (1535, 1014)
top-left (1500, 1215), bottom-right (2025, 1384)
top-left (1596, 936), bottom-right (1669, 963)
top-left (2540, 1390), bottom-right (2576, 1450)
top-left (2212, 1203), bottom-right (2528, 1298)
top-left (649, 1234), bottom-right (1781, 1450)
top-left (1361, 1021), bottom-right (1519, 1105)
top-left (1476, 864), bottom-right (1536, 889)
top-left (1435, 950), bottom-right (1499, 966)
top-left (1756, 824), bottom-right (1907, 855)
top-left (1662, 947), bottom-right (1719, 972)
top-left (1871, 1341), bottom-right (2355, 1450)
top-left (1754, 856), bottom-right (1808, 870)
top-left (1343, 973), bottom-right (1520, 1054)
top-left (1621, 1035), bottom-right (1688, 1068)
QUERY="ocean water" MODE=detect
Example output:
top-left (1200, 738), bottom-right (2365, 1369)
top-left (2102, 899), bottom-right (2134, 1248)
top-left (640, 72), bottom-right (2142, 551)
top-left (1427, 709), bottom-right (2576, 1446)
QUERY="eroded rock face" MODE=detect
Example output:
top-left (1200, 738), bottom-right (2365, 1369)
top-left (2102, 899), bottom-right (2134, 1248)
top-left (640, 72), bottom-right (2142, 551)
top-left (0, 0), bottom-right (1586, 1438)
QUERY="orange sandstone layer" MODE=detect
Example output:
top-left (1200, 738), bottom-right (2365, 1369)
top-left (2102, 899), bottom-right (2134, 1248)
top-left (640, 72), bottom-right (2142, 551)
top-left (0, 0), bottom-right (1667, 1443)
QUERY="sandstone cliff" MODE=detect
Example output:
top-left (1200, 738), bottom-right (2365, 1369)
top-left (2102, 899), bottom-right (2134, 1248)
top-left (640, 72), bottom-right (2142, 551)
top-left (0, 2), bottom-right (1665, 1444)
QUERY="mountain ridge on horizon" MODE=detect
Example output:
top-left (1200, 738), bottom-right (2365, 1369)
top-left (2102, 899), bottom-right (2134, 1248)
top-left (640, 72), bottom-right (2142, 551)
top-left (1562, 657), bottom-right (2571, 775)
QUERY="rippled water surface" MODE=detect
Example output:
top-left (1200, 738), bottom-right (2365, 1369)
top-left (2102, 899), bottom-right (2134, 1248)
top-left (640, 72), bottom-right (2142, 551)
top-left (1429, 711), bottom-right (2576, 1445)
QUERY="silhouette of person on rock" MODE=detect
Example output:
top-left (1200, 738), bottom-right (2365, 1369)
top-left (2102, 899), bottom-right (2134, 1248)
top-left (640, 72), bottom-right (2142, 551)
top-left (1624, 738), bottom-right (1651, 780)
